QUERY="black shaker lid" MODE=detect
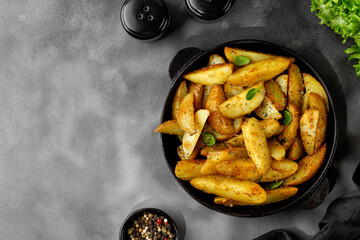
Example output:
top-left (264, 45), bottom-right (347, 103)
top-left (120, 0), bottom-right (170, 41)
top-left (185, 0), bottom-right (235, 22)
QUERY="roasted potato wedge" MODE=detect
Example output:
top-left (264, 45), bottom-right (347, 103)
top-left (183, 63), bottom-right (234, 86)
top-left (219, 83), bottom-right (265, 118)
top-left (268, 138), bottom-right (286, 161)
top-left (223, 83), bottom-right (244, 99)
top-left (172, 81), bottom-right (188, 120)
top-left (176, 92), bottom-right (196, 135)
top-left (226, 134), bottom-right (245, 147)
top-left (309, 92), bottom-right (327, 150)
top-left (233, 117), bottom-right (244, 133)
top-left (182, 109), bottom-right (210, 158)
top-left (300, 108), bottom-right (320, 155)
top-left (224, 46), bottom-right (278, 63)
top-left (188, 82), bottom-right (204, 111)
top-left (283, 143), bottom-right (327, 185)
top-left (274, 74), bottom-right (288, 97)
top-left (277, 103), bottom-right (300, 150)
top-left (205, 86), bottom-right (236, 135)
top-left (202, 124), bottom-right (233, 141)
top-left (303, 73), bottom-right (329, 111)
top-left (287, 136), bottom-right (305, 161)
top-left (227, 57), bottom-right (291, 86)
top-left (214, 186), bottom-right (298, 206)
top-left (288, 64), bottom-right (305, 109)
top-left (190, 175), bottom-right (267, 204)
top-left (154, 120), bottom-right (184, 135)
top-left (177, 140), bottom-right (204, 160)
top-left (175, 159), bottom-right (205, 180)
top-left (202, 85), bottom-right (212, 108)
top-left (255, 96), bottom-right (283, 120)
top-left (200, 142), bottom-right (228, 156)
top-left (242, 117), bottom-right (272, 175)
top-left (264, 79), bottom-right (286, 111)
top-left (260, 119), bottom-right (281, 138)
top-left (209, 54), bottom-right (226, 65)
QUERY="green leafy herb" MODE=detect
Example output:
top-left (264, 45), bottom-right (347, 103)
top-left (202, 133), bottom-right (216, 146)
top-left (258, 175), bottom-right (262, 182)
top-left (311, 0), bottom-right (360, 76)
top-left (275, 94), bottom-right (281, 98)
top-left (264, 180), bottom-right (284, 190)
top-left (246, 86), bottom-right (261, 100)
top-left (234, 56), bottom-right (251, 66)
top-left (283, 110), bottom-right (292, 125)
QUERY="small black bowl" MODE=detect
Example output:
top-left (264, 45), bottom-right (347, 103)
top-left (120, 208), bottom-right (179, 240)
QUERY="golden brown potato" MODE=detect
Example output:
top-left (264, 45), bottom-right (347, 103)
top-left (283, 143), bottom-right (327, 185)
top-left (219, 83), bottom-right (265, 118)
top-left (287, 136), bottom-right (305, 161)
top-left (182, 109), bottom-right (210, 158)
top-left (268, 138), bottom-right (286, 161)
top-left (183, 63), bottom-right (234, 86)
top-left (226, 134), bottom-right (245, 147)
top-left (215, 158), bottom-right (298, 182)
top-left (154, 120), bottom-right (184, 135)
top-left (176, 92), bottom-right (196, 135)
top-left (300, 108), bottom-right (320, 155)
top-left (260, 119), bottom-right (281, 138)
top-left (190, 175), bottom-right (267, 204)
top-left (301, 92), bottom-right (309, 114)
top-left (277, 103), bottom-right (300, 150)
top-left (227, 57), bottom-right (291, 86)
top-left (188, 82), bottom-right (204, 111)
top-left (264, 79), bottom-right (286, 111)
top-left (177, 140), bottom-right (204, 160)
top-left (255, 96), bottom-right (283, 120)
top-left (223, 83), bottom-right (244, 99)
top-left (214, 186), bottom-right (298, 206)
top-left (202, 124), bottom-right (233, 141)
top-left (209, 54), bottom-right (226, 65)
top-left (273, 125), bottom-right (285, 136)
top-left (200, 142), bottom-right (228, 156)
top-left (207, 147), bottom-right (248, 162)
top-left (309, 92), bottom-right (327, 150)
top-left (233, 117), bottom-right (244, 133)
top-left (242, 117), bottom-right (272, 175)
top-left (172, 81), bottom-right (188, 120)
top-left (202, 85), bottom-right (212, 108)
top-left (288, 64), bottom-right (305, 109)
top-left (303, 73), bottom-right (329, 111)
top-left (205, 86), bottom-right (236, 135)
top-left (274, 74), bottom-right (288, 97)
top-left (175, 159), bottom-right (205, 180)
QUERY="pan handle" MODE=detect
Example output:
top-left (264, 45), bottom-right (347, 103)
top-left (168, 47), bottom-right (205, 81)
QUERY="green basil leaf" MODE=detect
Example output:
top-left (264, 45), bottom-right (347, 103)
top-left (283, 110), bottom-right (292, 125)
top-left (234, 56), bottom-right (250, 66)
top-left (263, 180), bottom-right (284, 190)
top-left (258, 175), bottom-right (262, 182)
top-left (202, 133), bottom-right (216, 146)
top-left (246, 86), bottom-right (261, 101)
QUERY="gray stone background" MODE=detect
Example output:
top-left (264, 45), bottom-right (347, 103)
top-left (0, 0), bottom-right (359, 239)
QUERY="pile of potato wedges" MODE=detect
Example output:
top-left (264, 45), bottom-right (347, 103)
top-left (155, 47), bottom-right (329, 207)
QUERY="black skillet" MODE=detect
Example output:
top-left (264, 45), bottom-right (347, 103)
top-left (160, 39), bottom-right (339, 217)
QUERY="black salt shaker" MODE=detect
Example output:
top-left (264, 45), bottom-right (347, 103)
top-left (120, 0), bottom-right (170, 41)
top-left (185, 0), bottom-right (235, 22)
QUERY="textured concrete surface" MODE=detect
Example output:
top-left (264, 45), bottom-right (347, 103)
top-left (0, 0), bottom-right (359, 239)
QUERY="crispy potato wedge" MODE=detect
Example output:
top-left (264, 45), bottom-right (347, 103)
top-left (260, 119), bottom-right (281, 138)
top-left (176, 92), bottom-right (196, 135)
top-left (309, 92), bottom-right (327, 150)
top-left (200, 161), bottom-right (218, 175)
top-left (233, 117), bottom-right (244, 133)
top-left (175, 159), bottom-right (205, 180)
top-left (209, 54), bottom-right (226, 65)
top-left (242, 117), bottom-right (272, 175)
top-left (182, 109), bottom-right (210, 158)
top-left (223, 83), bottom-right (244, 99)
top-left (200, 142), bottom-right (228, 156)
top-left (268, 138), bottom-right (286, 161)
top-left (274, 125), bottom-right (284, 136)
top-left (214, 186), bottom-right (298, 206)
top-left (287, 136), bottom-right (305, 161)
top-left (202, 124), bottom-right (233, 141)
top-left (154, 120), bottom-right (184, 135)
top-left (205, 86), bottom-right (236, 135)
top-left (301, 92), bottom-right (309, 114)
top-left (283, 143), bottom-right (327, 186)
top-left (264, 79), bottom-right (286, 111)
top-left (300, 108), bottom-right (320, 155)
top-left (255, 96), bottom-right (283, 120)
top-left (226, 134), bottom-right (245, 147)
top-left (202, 85), bottom-right (212, 108)
top-left (188, 82), bottom-right (204, 111)
top-left (183, 63), bottom-right (234, 86)
top-left (219, 83), bottom-right (265, 118)
top-left (274, 74), bottom-right (288, 97)
top-left (190, 175), bottom-right (267, 204)
top-left (227, 57), bottom-right (291, 86)
top-left (288, 64), bottom-right (305, 109)
top-left (303, 73), bottom-right (329, 111)
top-left (177, 140), bottom-right (204, 160)
top-left (215, 158), bottom-right (298, 182)
top-left (224, 46), bottom-right (294, 63)
top-left (172, 81), bottom-right (188, 120)
top-left (277, 103), bottom-right (300, 150)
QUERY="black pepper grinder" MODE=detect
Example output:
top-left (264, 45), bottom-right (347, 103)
top-left (120, 0), bottom-right (170, 41)
top-left (185, 0), bottom-right (235, 22)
